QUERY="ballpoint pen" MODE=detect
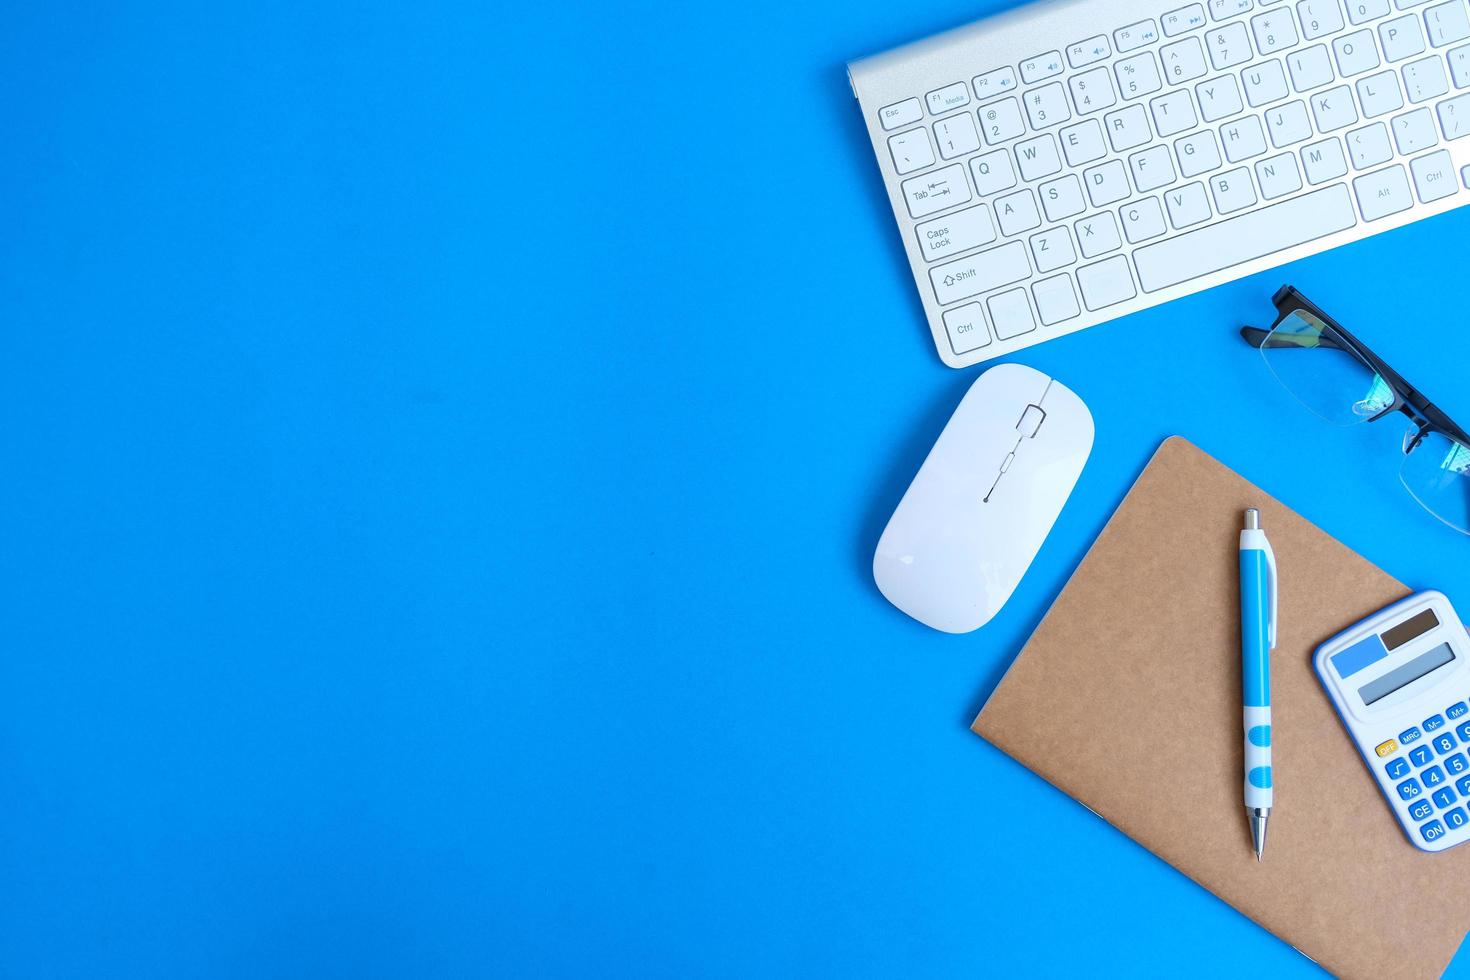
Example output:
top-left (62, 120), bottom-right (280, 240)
top-left (1240, 508), bottom-right (1277, 861)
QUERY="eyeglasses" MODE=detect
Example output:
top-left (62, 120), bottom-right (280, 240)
top-left (1241, 285), bottom-right (1470, 536)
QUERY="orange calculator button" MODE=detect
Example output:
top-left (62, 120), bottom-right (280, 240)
top-left (1376, 739), bottom-right (1399, 757)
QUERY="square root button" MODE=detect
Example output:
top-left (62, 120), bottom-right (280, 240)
top-left (942, 303), bottom-right (991, 355)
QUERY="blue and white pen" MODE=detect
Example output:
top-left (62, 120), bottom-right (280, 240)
top-left (1240, 508), bottom-right (1277, 861)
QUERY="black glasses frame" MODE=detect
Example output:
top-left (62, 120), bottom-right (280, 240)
top-left (1240, 285), bottom-right (1470, 453)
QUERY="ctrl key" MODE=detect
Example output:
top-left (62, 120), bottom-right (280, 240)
top-left (941, 303), bottom-right (991, 355)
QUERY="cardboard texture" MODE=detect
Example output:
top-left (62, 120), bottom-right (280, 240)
top-left (972, 436), bottom-right (1470, 979)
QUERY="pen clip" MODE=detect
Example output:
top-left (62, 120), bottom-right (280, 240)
top-left (1263, 535), bottom-right (1278, 650)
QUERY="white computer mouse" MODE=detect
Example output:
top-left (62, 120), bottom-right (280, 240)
top-left (873, 363), bottom-right (1093, 634)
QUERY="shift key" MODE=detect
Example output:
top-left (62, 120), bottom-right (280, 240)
top-left (929, 241), bottom-right (1031, 305)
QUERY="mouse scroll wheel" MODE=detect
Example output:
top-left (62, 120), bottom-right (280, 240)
top-left (1016, 404), bottom-right (1046, 438)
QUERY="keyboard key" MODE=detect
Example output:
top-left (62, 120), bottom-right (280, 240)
top-left (1256, 151), bottom-right (1304, 196)
top-left (1347, 0), bottom-right (1391, 23)
top-left (1450, 702), bottom-right (1469, 720)
top-left (1105, 104), bottom-right (1153, 150)
top-left (1060, 120), bottom-right (1108, 165)
top-left (981, 98), bottom-right (1027, 145)
top-left (890, 129), bottom-right (937, 174)
top-left (1020, 51), bottom-right (1065, 83)
top-left (1426, 713), bottom-right (1448, 732)
top-left (1165, 180), bottom-right (1214, 225)
top-left (1298, 0), bottom-right (1346, 38)
top-left (1393, 105), bottom-right (1439, 151)
top-left (973, 67), bottom-right (1020, 99)
top-left (1163, 37), bottom-right (1211, 83)
top-left (1268, 99), bottom-right (1315, 144)
top-left (1132, 183), bottom-right (1356, 289)
top-left (1404, 54), bottom-right (1451, 100)
top-left (1030, 226), bottom-right (1078, 272)
top-left (1069, 67), bottom-right (1119, 115)
top-left (987, 287), bottom-right (1038, 339)
top-left (1253, 9), bottom-right (1300, 52)
top-left (1426, 0), bottom-right (1470, 45)
top-left (1412, 744), bottom-right (1436, 766)
top-left (1411, 798), bottom-right (1437, 820)
top-left (1025, 82), bottom-right (1072, 128)
top-left (1447, 751), bottom-right (1469, 774)
top-left (1208, 22), bottom-right (1255, 68)
top-left (1348, 122), bottom-right (1394, 166)
top-left (1312, 85), bottom-right (1360, 129)
top-left (1177, 129), bottom-right (1225, 174)
top-left (971, 150), bottom-right (1018, 194)
top-left (1441, 92), bottom-right (1470, 136)
top-left (1288, 45), bottom-right (1336, 89)
top-left (1403, 725), bottom-right (1425, 744)
top-left (1434, 786), bottom-right (1458, 807)
top-left (1387, 756), bottom-right (1413, 779)
top-left (1399, 0), bottom-right (1437, 8)
top-left (1454, 43), bottom-right (1470, 85)
top-left (1117, 53), bottom-right (1165, 99)
top-left (1425, 763), bottom-right (1448, 786)
top-left (1068, 35), bottom-right (1112, 67)
top-left (1017, 133), bottom-right (1064, 180)
top-left (880, 99), bottom-right (924, 131)
top-left (1130, 144), bottom-right (1178, 190)
top-left (902, 163), bottom-right (973, 217)
top-left (1447, 806), bottom-right (1469, 829)
top-left (1400, 776), bottom-right (1426, 799)
top-left (1076, 255), bottom-right (1138, 309)
top-left (1381, 14), bottom-right (1429, 59)
top-left (1075, 211), bottom-right (1123, 255)
top-left (1115, 20), bottom-right (1162, 51)
top-left (1032, 273), bottom-right (1082, 324)
top-left (928, 240), bottom-right (1031, 304)
top-left (1435, 732), bottom-right (1461, 755)
top-left (1422, 818), bottom-right (1448, 842)
top-left (1211, 0), bottom-right (1255, 20)
top-left (1121, 196), bottom-right (1169, 241)
top-left (1358, 70), bottom-right (1406, 115)
top-left (1335, 30), bottom-right (1383, 75)
top-left (1302, 135), bottom-right (1350, 181)
top-left (1197, 74), bottom-right (1247, 120)
top-left (1222, 115), bottom-right (1270, 160)
top-left (935, 114), bottom-right (982, 159)
top-left (1152, 89), bottom-right (1199, 137)
top-left (1165, 3), bottom-right (1210, 35)
top-left (995, 188), bottom-right (1043, 234)
top-left (915, 204), bottom-right (998, 262)
top-left (1411, 149), bottom-right (1458, 199)
top-left (942, 303), bottom-right (991, 354)
top-left (1245, 59), bottom-right (1292, 105)
top-left (1041, 174), bottom-right (1088, 220)
top-left (927, 82), bottom-right (971, 115)
top-left (1210, 165), bottom-right (1259, 211)
top-left (1084, 159), bottom-right (1132, 206)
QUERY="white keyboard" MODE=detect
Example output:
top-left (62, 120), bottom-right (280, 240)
top-left (849, 0), bottom-right (1470, 367)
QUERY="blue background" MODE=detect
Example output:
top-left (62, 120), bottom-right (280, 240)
top-left (3, 1), bottom-right (1468, 976)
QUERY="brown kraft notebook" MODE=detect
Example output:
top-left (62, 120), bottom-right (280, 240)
top-left (973, 436), bottom-right (1470, 979)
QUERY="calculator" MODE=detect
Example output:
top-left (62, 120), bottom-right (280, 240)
top-left (1316, 591), bottom-right (1470, 853)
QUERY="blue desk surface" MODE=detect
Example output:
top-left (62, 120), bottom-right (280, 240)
top-left (3, 2), bottom-right (1469, 976)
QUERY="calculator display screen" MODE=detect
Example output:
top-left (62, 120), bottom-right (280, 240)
top-left (1383, 608), bottom-right (1441, 651)
top-left (1360, 642), bottom-right (1455, 705)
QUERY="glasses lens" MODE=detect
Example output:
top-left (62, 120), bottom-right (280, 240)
top-left (1260, 310), bottom-right (1395, 426)
top-left (1401, 428), bottom-right (1470, 535)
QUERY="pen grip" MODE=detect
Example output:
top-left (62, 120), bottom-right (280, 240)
top-left (1244, 706), bottom-right (1273, 809)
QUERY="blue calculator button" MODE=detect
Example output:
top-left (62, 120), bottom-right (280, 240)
top-left (1411, 745), bottom-right (1435, 767)
top-left (1387, 757), bottom-right (1412, 780)
top-left (1426, 714), bottom-right (1447, 732)
top-left (1450, 702), bottom-right (1469, 720)
top-left (1448, 807), bottom-right (1469, 829)
top-left (1423, 819), bottom-right (1448, 843)
top-left (1399, 777), bottom-right (1424, 800)
top-left (1457, 774), bottom-right (1470, 797)
top-left (1411, 798), bottom-right (1436, 821)
top-left (1435, 734), bottom-right (1458, 755)
top-left (1448, 753), bottom-right (1469, 775)
top-left (1457, 721), bottom-right (1470, 742)
top-left (1424, 765), bottom-right (1446, 787)
top-left (1401, 727), bottom-right (1423, 745)
top-left (1434, 787), bottom-right (1459, 808)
